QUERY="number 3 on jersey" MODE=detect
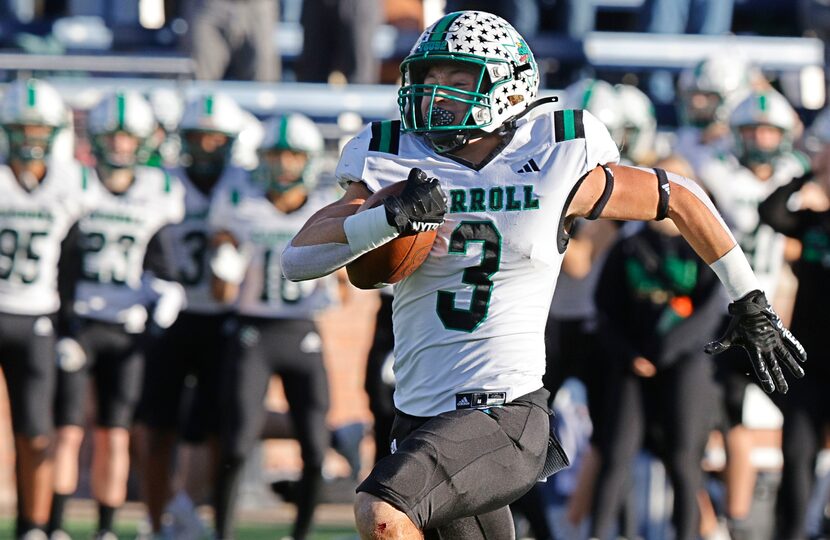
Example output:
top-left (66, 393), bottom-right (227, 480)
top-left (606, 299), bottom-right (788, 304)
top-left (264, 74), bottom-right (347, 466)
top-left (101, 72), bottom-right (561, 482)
top-left (436, 221), bottom-right (502, 332)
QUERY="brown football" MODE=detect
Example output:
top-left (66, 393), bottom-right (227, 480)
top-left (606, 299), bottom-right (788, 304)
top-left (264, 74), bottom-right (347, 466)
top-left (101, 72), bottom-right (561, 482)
top-left (346, 181), bottom-right (438, 289)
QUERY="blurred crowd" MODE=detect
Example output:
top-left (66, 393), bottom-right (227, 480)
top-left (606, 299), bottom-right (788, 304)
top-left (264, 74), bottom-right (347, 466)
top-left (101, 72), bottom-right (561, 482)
top-left (0, 1), bottom-right (830, 540)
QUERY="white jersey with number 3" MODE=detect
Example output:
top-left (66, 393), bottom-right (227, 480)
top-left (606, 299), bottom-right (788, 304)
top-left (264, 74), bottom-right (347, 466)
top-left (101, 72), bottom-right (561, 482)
top-left (337, 109), bottom-right (620, 416)
top-left (0, 160), bottom-right (95, 316)
top-left (159, 167), bottom-right (248, 315)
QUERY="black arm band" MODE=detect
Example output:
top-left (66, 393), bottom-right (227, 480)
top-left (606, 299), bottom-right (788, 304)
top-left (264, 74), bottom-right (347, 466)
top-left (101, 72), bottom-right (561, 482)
top-left (654, 167), bottom-right (670, 221)
top-left (586, 165), bottom-right (615, 220)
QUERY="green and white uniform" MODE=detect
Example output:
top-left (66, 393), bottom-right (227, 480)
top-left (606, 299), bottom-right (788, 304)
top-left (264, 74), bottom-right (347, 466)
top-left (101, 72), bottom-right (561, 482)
top-left (73, 166), bottom-right (185, 324)
top-left (336, 109), bottom-right (620, 416)
top-left (0, 160), bottom-right (95, 316)
top-left (697, 151), bottom-right (808, 297)
top-left (209, 184), bottom-right (337, 319)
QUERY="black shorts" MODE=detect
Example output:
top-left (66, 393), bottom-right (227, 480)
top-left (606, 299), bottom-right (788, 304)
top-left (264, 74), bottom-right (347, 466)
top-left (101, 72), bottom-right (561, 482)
top-left (357, 387), bottom-right (551, 531)
top-left (0, 312), bottom-right (56, 437)
top-left (220, 316), bottom-right (330, 464)
top-left (55, 319), bottom-right (145, 429)
top-left (136, 311), bottom-right (230, 441)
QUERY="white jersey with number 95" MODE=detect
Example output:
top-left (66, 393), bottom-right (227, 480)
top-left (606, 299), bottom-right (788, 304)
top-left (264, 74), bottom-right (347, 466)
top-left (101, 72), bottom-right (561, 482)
top-left (0, 160), bottom-right (95, 316)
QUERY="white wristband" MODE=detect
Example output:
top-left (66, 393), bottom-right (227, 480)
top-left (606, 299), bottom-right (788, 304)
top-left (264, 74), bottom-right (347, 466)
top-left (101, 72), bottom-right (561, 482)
top-left (709, 245), bottom-right (763, 301)
top-left (343, 205), bottom-right (399, 256)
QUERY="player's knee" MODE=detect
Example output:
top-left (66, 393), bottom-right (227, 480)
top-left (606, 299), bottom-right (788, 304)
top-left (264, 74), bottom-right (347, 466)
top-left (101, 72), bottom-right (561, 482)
top-left (354, 492), bottom-right (419, 539)
top-left (16, 433), bottom-right (52, 455)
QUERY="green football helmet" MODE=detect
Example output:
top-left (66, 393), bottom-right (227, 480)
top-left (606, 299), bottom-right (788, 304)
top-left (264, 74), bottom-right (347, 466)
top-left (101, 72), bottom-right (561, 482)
top-left (398, 10), bottom-right (540, 153)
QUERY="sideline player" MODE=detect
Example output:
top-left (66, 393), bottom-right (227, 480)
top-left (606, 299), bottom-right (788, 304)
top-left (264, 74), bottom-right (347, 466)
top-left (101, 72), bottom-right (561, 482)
top-left (282, 11), bottom-right (806, 539)
top-left (0, 79), bottom-right (92, 540)
top-left (50, 91), bottom-right (185, 540)
top-left (209, 113), bottom-right (335, 540)
top-left (696, 88), bottom-right (808, 538)
top-left (136, 92), bottom-right (248, 539)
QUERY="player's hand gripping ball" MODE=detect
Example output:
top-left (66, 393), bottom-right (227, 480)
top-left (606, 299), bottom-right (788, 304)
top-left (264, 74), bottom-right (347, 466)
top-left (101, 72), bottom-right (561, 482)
top-left (347, 168), bottom-right (446, 289)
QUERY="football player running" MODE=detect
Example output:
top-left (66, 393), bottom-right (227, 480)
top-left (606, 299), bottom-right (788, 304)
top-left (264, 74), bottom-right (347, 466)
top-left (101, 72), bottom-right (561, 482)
top-left (136, 93), bottom-right (247, 540)
top-left (209, 113), bottom-right (336, 540)
top-left (281, 11), bottom-right (806, 539)
top-left (50, 91), bottom-right (185, 540)
top-left (0, 79), bottom-right (93, 540)
top-left (695, 88), bottom-right (809, 538)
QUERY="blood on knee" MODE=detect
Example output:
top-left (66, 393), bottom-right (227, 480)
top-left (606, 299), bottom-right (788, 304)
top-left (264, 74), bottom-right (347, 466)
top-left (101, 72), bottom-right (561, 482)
top-left (376, 522), bottom-right (387, 533)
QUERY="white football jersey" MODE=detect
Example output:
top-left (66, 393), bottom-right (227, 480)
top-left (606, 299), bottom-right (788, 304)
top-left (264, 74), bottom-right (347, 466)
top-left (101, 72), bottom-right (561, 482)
top-left (210, 184), bottom-right (337, 319)
top-left (0, 160), bottom-right (96, 315)
top-left (697, 151), bottom-right (808, 296)
top-left (157, 167), bottom-right (248, 315)
top-left (73, 167), bottom-right (185, 323)
top-left (337, 110), bottom-right (620, 416)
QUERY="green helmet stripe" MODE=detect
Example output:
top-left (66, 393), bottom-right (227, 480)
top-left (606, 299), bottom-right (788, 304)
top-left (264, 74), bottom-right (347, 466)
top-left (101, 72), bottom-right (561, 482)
top-left (759, 93), bottom-right (768, 112)
top-left (116, 92), bottom-right (126, 129)
top-left (204, 95), bottom-right (214, 116)
top-left (26, 80), bottom-right (36, 108)
top-left (277, 116), bottom-right (289, 148)
top-left (429, 13), bottom-right (461, 41)
top-left (581, 80), bottom-right (595, 110)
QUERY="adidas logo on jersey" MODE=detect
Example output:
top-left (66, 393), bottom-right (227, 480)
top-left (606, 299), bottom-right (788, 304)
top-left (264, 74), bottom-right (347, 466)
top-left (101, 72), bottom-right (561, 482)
top-left (456, 396), bottom-right (470, 407)
top-left (516, 158), bottom-right (540, 173)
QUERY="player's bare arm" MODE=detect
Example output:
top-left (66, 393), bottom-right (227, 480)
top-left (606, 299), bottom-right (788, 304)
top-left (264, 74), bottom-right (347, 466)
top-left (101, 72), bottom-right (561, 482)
top-left (569, 164), bottom-right (734, 262)
top-left (291, 181), bottom-right (371, 246)
top-left (569, 163), bottom-right (807, 394)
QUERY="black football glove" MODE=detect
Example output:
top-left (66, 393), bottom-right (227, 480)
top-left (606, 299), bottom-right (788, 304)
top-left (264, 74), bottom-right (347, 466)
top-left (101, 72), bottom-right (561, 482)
top-left (705, 290), bottom-right (807, 394)
top-left (383, 168), bottom-right (447, 234)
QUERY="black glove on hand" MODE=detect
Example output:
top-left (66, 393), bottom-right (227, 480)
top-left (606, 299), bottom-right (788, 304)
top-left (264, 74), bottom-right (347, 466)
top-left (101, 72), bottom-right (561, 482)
top-left (384, 168), bottom-right (447, 234)
top-left (705, 290), bottom-right (807, 394)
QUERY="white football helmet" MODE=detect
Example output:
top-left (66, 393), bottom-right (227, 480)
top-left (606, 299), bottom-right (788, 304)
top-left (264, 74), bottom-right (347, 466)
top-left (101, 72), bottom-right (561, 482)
top-left (1, 78), bottom-right (66, 128)
top-left (179, 93), bottom-right (243, 136)
top-left (148, 87), bottom-right (184, 133)
top-left (398, 10), bottom-right (539, 153)
top-left (563, 78), bottom-right (624, 147)
top-left (729, 89), bottom-right (797, 165)
top-left (677, 54), bottom-right (755, 127)
top-left (615, 84), bottom-right (657, 165)
top-left (0, 78), bottom-right (67, 162)
top-left (87, 90), bottom-right (156, 169)
top-left (87, 90), bottom-right (156, 138)
top-left (254, 113), bottom-right (324, 192)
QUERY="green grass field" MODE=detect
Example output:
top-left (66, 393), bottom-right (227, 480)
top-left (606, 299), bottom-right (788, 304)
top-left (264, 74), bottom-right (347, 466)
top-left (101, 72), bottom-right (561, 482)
top-left (0, 519), bottom-right (359, 539)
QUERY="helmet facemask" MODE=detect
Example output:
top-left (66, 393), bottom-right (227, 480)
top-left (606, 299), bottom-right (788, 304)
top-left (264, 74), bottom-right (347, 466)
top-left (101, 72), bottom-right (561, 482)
top-left (734, 124), bottom-right (790, 168)
top-left (91, 130), bottom-right (148, 171)
top-left (399, 58), bottom-right (502, 152)
top-left (3, 124), bottom-right (58, 163)
top-left (253, 148), bottom-right (310, 194)
top-left (181, 129), bottom-right (234, 190)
